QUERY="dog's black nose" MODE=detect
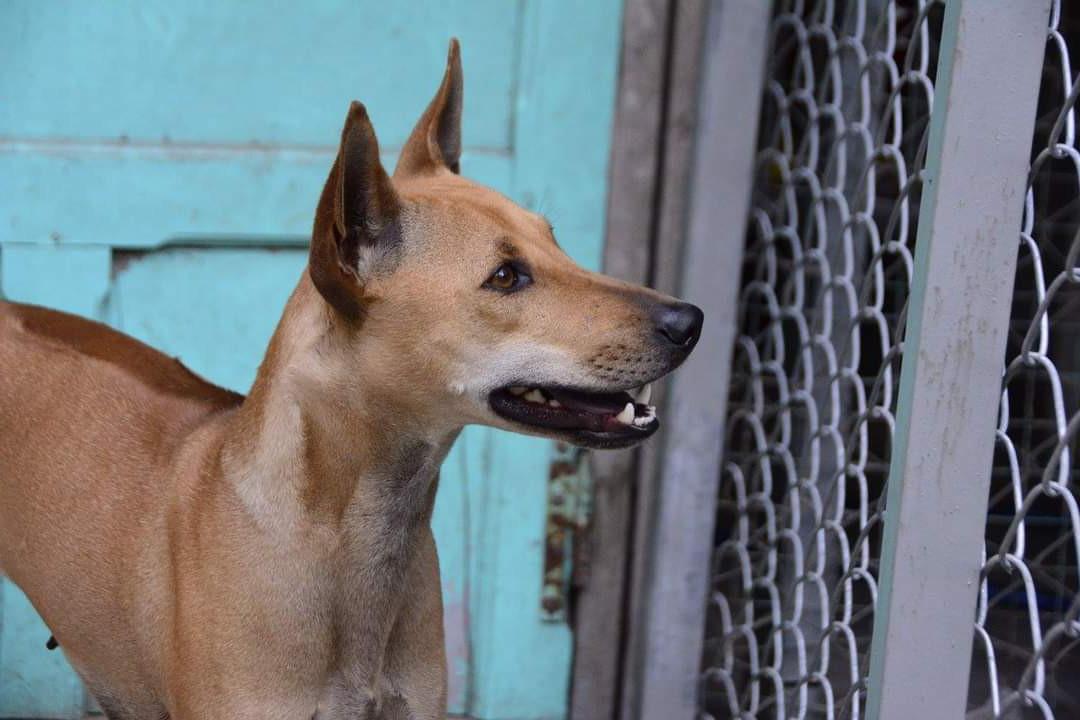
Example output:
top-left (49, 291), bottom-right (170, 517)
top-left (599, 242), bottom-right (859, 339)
top-left (655, 302), bottom-right (704, 348)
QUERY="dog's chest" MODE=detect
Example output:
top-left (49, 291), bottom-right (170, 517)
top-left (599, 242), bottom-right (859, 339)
top-left (312, 452), bottom-right (442, 716)
top-left (314, 678), bottom-right (415, 720)
top-left (336, 448), bottom-right (439, 598)
top-left (312, 545), bottom-right (430, 719)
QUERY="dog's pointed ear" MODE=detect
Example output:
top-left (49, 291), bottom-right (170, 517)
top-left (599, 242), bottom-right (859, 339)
top-left (310, 101), bottom-right (401, 320)
top-left (394, 38), bottom-right (463, 178)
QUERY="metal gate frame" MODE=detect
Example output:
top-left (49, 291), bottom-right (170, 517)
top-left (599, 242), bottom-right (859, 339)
top-left (627, 0), bottom-right (1055, 718)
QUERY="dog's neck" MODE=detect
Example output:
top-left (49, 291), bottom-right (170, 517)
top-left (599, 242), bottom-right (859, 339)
top-left (220, 273), bottom-right (459, 538)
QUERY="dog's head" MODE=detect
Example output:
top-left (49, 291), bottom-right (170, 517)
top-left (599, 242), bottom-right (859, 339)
top-left (308, 40), bottom-right (702, 450)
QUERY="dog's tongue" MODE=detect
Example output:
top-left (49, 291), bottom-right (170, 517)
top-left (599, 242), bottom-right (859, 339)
top-left (547, 387), bottom-right (633, 415)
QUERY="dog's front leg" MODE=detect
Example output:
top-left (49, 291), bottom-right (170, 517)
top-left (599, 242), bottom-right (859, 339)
top-left (320, 531), bottom-right (446, 720)
top-left (313, 692), bottom-right (412, 720)
top-left (378, 531), bottom-right (447, 720)
top-left (377, 696), bottom-right (423, 720)
top-left (318, 618), bottom-right (444, 720)
top-left (316, 681), bottom-right (381, 720)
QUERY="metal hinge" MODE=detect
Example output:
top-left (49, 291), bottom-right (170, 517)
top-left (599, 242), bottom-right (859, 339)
top-left (540, 442), bottom-right (593, 622)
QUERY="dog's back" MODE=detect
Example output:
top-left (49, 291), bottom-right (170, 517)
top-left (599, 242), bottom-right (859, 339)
top-left (0, 300), bottom-right (242, 710)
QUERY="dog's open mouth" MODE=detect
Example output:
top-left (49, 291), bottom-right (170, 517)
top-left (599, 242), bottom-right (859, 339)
top-left (489, 383), bottom-right (658, 446)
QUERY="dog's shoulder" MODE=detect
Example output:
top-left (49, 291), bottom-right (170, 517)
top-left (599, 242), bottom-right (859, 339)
top-left (0, 300), bottom-right (243, 409)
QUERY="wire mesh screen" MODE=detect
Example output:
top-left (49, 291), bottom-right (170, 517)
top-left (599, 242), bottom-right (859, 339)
top-left (698, 1), bottom-right (944, 717)
top-left (970, 1), bottom-right (1080, 717)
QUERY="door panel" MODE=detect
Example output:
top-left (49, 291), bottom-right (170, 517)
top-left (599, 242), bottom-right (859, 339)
top-left (107, 247), bottom-right (308, 391)
top-left (0, 586), bottom-right (84, 719)
top-left (2, 142), bottom-right (511, 247)
top-left (1, 2), bottom-right (517, 148)
top-left (0, 2), bottom-right (621, 717)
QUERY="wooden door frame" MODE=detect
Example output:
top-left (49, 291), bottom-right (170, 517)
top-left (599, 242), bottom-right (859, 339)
top-left (569, 2), bottom-right (772, 718)
top-left (569, 1), bottom-right (709, 716)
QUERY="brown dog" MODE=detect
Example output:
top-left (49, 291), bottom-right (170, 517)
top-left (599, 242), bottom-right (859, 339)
top-left (0, 40), bottom-right (701, 719)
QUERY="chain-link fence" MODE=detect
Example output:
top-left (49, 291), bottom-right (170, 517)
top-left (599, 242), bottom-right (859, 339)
top-left (681, 0), bottom-right (1080, 718)
top-left (969, 1), bottom-right (1080, 717)
top-left (698, 1), bottom-right (944, 717)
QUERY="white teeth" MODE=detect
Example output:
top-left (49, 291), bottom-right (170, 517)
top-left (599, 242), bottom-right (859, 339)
top-left (616, 402), bottom-right (636, 425)
top-left (524, 389), bottom-right (546, 403)
top-left (635, 383), bottom-right (653, 405)
top-left (633, 405), bottom-right (657, 428)
top-left (509, 386), bottom-right (528, 396)
top-left (548, 398), bottom-right (562, 408)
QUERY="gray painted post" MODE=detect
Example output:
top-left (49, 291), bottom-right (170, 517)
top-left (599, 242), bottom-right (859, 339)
top-left (571, 2), bottom-right (679, 717)
top-left (628, 2), bottom-right (772, 718)
top-left (866, 1), bottom-right (1051, 718)
top-left (619, 0), bottom-right (710, 716)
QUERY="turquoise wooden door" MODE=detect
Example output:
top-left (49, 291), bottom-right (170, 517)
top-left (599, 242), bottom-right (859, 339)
top-left (0, 2), bottom-right (621, 717)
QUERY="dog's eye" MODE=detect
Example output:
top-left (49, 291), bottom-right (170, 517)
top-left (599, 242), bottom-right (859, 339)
top-left (488, 265), bottom-right (517, 289)
top-left (484, 263), bottom-right (531, 292)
